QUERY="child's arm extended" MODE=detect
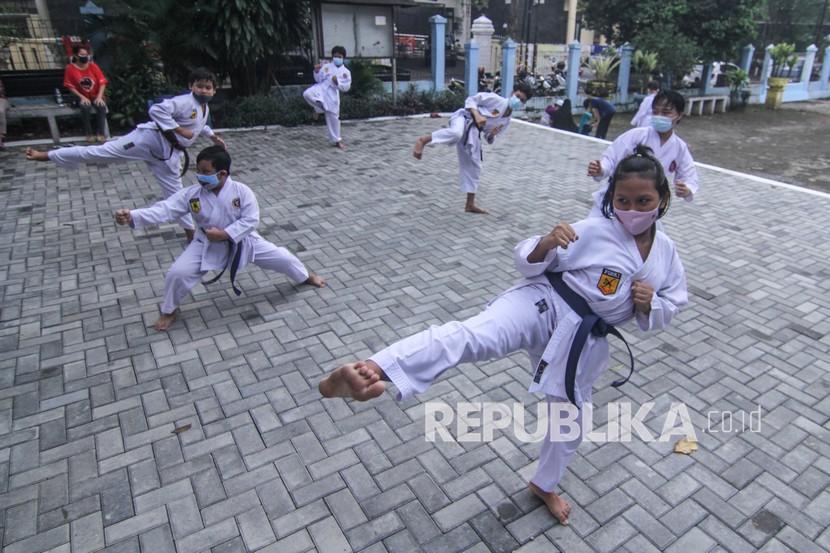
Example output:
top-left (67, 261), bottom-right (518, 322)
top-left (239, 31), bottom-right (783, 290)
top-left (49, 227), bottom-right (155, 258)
top-left (513, 223), bottom-right (579, 277)
top-left (674, 146), bottom-right (699, 201)
top-left (633, 248), bottom-right (688, 331)
top-left (115, 189), bottom-right (191, 229)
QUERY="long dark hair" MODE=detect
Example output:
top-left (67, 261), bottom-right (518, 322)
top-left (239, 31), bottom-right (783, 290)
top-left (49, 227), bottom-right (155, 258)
top-left (600, 144), bottom-right (671, 218)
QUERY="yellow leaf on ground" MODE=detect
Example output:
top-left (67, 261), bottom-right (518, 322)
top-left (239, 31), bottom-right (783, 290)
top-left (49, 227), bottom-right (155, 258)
top-left (674, 437), bottom-right (699, 455)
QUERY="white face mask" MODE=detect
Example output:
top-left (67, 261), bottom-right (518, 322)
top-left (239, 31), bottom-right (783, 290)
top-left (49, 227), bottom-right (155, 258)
top-left (615, 207), bottom-right (659, 235)
top-left (650, 115), bottom-right (674, 133)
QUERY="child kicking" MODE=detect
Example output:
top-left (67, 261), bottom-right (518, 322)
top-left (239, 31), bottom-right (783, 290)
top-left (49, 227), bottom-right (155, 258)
top-left (115, 146), bottom-right (325, 331)
top-left (303, 46), bottom-right (352, 149)
top-left (319, 146), bottom-right (688, 524)
top-left (413, 83), bottom-right (533, 214)
top-left (587, 90), bottom-right (698, 217)
top-left (28, 68), bottom-right (225, 242)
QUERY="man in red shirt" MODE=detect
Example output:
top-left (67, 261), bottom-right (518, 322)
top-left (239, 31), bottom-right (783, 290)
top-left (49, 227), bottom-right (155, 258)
top-left (63, 45), bottom-right (109, 142)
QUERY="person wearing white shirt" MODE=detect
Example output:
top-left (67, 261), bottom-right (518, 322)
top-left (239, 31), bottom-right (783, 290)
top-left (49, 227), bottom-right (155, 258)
top-left (318, 146), bottom-right (687, 526)
top-left (411, 83), bottom-right (533, 214)
top-left (630, 81), bottom-right (660, 128)
top-left (303, 46), bottom-right (352, 149)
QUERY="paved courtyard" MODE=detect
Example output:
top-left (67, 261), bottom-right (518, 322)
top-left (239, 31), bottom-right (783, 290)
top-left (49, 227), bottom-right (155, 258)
top-left (0, 117), bottom-right (829, 553)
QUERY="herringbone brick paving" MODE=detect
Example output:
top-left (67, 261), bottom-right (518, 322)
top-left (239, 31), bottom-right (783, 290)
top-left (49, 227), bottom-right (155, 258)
top-left (0, 117), bottom-right (828, 552)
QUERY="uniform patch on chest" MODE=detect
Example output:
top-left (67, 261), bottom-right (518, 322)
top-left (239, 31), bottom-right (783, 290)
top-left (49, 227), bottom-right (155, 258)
top-left (189, 198), bottom-right (201, 213)
top-left (669, 160), bottom-right (677, 173)
top-left (232, 197), bottom-right (240, 208)
top-left (597, 268), bottom-right (622, 296)
top-left (190, 109), bottom-right (197, 119)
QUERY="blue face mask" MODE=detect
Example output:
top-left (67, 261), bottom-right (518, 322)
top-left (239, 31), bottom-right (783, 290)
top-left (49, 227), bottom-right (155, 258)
top-left (650, 115), bottom-right (674, 133)
top-left (332, 57), bottom-right (344, 67)
top-left (508, 95), bottom-right (523, 111)
top-left (196, 172), bottom-right (221, 189)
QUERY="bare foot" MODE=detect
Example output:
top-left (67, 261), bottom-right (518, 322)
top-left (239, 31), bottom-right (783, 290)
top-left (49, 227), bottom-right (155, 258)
top-left (413, 136), bottom-right (428, 159)
top-left (96, 135), bottom-right (107, 143)
top-left (465, 205), bottom-right (489, 214)
top-left (334, 141), bottom-right (346, 150)
top-left (304, 273), bottom-right (326, 288)
top-left (26, 147), bottom-right (49, 161)
top-left (529, 482), bottom-right (571, 525)
top-left (85, 135), bottom-right (96, 143)
top-left (153, 311), bottom-right (178, 331)
top-left (319, 361), bottom-right (386, 401)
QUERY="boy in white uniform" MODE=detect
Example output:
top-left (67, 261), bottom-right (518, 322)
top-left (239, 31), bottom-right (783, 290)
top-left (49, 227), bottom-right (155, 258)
top-left (587, 90), bottom-right (698, 217)
top-left (114, 146), bottom-right (326, 331)
top-left (630, 80), bottom-right (660, 128)
top-left (27, 68), bottom-right (225, 242)
top-left (303, 46), bottom-right (352, 149)
top-left (319, 146), bottom-right (687, 525)
top-left (412, 83), bottom-right (533, 214)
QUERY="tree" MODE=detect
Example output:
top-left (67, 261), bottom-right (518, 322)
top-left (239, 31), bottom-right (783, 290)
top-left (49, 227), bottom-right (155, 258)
top-left (581, 0), bottom-right (760, 82)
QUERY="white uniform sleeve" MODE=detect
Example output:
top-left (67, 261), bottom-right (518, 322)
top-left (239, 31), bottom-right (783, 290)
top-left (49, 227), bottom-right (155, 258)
top-left (337, 69), bottom-right (351, 93)
top-left (513, 235), bottom-right (565, 277)
top-left (200, 124), bottom-right (215, 138)
top-left (596, 131), bottom-right (632, 182)
top-left (313, 65), bottom-right (325, 83)
top-left (224, 187), bottom-right (259, 243)
top-left (635, 245), bottom-right (688, 331)
top-left (676, 144), bottom-right (699, 202)
top-left (630, 96), bottom-right (651, 127)
top-left (130, 189), bottom-right (191, 228)
top-left (464, 93), bottom-right (490, 110)
top-left (148, 96), bottom-right (182, 132)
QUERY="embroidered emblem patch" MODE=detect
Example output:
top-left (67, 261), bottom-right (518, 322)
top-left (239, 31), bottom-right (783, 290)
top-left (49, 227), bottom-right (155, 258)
top-left (535, 299), bottom-right (548, 314)
top-left (190, 109), bottom-right (197, 119)
top-left (597, 268), bottom-right (622, 296)
top-left (533, 360), bottom-right (548, 383)
top-left (232, 198), bottom-right (240, 208)
top-left (669, 160), bottom-right (678, 173)
top-left (123, 142), bottom-right (135, 150)
top-left (189, 199), bottom-right (201, 213)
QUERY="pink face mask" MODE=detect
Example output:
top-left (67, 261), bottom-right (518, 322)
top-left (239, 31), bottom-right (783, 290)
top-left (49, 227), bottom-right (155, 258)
top-left (616, 207), bottom-right (659, 235)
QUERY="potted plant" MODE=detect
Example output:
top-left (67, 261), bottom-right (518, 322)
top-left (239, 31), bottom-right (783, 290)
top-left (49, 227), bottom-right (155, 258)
top-left (585, 49), bottom-right (620, 97)
top-left (726, 68), bottom-right (750, 110)
top-left (766, 43), bottom-right (796, 109)
top-left (633, 50), bottom-right (658, 93)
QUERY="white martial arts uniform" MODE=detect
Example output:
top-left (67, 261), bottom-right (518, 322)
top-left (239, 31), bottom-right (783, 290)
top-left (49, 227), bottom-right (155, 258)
top-left (630, 92), bottom-right (656, 128)
top-left (430, 92), bottom-right (513, 193)
top-left (48, 92), bottom-right (216, 230)
top-left (303, 62), bottom-right (352, 144)
top-left (369, 216), bottom-right (687, 491)
top-left (129, 177), bottom-right (310, 314)
top-left (589, 127), bottom-right (699, 217)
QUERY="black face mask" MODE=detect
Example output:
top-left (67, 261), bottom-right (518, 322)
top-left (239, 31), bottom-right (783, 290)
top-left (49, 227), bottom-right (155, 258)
top-left (193, 92), bottom-right (213, 104)
top-left (77, 56), bottom-right (90, 63)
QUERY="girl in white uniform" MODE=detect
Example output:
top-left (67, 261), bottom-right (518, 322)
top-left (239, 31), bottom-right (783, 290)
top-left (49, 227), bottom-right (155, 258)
top-left (115, 146), bottom-right (326, 331)
top-left (27, 68), bottom-right (226, 241)
top-left (319, 145), bottom-right (688, 525)
top-left (587, 90), bottom-right (698, 218)
top-left (630, 80), bottom-right (660, 128)
top-left (303, 46), bottom-right (352, 149)
top-left (412, 83), bottom-right (533, 214)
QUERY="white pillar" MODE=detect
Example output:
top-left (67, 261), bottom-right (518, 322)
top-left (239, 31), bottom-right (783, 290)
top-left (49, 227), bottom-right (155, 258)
top-left (471, 15), bottom-right (495, 73)
top-left (566, 0), bottom-right (578, 42)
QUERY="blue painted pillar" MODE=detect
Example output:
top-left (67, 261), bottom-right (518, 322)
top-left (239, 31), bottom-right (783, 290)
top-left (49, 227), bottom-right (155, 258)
top-left (820, 46), bottom-right (830, 90)
top-left (740, 44), bottom-right (755, 74)
top-left (430, 15), bottom-right (447, 92)
top-left (617, 42), bottom-right (634, 104)
top-left (501, 38), bottom-right (517, 98)
top-left (566, 40), bottom-right (581, 105)
top-left (700, 62), bottom-right (714, 94)
top-left (464, 41), bottom-right (479, 96)
top-left (759, 44), bottom-right (773, 103)
top-left (800, 44), bottom-right (818, 88)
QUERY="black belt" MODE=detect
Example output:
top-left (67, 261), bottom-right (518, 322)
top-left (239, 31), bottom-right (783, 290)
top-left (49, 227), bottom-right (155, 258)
top-left (202, 238), bottom-right (243, 296)
top-left (461, 115), bottom-right (484, 162)
top-left (150, 123), bottom-right (189, 177)
top-left (541, 272), bottom-right (634, 406)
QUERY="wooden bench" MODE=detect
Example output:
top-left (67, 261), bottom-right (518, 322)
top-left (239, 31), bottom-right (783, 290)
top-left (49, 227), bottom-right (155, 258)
top-left (684, 95), bottom-right (729, 116)
top-left (1, 69), bottom-right (110, 144)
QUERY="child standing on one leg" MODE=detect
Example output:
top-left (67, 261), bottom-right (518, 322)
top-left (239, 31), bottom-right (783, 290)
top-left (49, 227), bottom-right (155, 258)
top-left (303, 46), bottom-right (351, 150)
top-left (114, 146), bottom-right (325, 331)
top-left (319, 145), bottom-right (688, 524)
top-left (413, 83), bottom-right (533, 214)
top-left (27, 68), bottom-right (225, 242)
top-left (587, 90), bottom-right (698, 218)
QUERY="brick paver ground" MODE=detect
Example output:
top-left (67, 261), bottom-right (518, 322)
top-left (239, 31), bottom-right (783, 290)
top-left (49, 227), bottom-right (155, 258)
top-left (0, 117), bottom-right (828, 552)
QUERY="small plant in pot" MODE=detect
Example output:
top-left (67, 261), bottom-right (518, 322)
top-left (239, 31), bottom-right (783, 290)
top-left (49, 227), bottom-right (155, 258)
top-left (633, 50), bottom-right (658, 93)
top-left (585, 49), bottom-right (620, 98)
top-left (726, 68), bottom-right (750, 110)
top-left (766, 43), bottom-right (796, 109)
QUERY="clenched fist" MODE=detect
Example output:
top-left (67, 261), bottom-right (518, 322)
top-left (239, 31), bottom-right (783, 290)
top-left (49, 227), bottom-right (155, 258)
top-left (631, 281), bottom-right (654, 314)
top-left (115, 208), bottom-right (132, 226)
